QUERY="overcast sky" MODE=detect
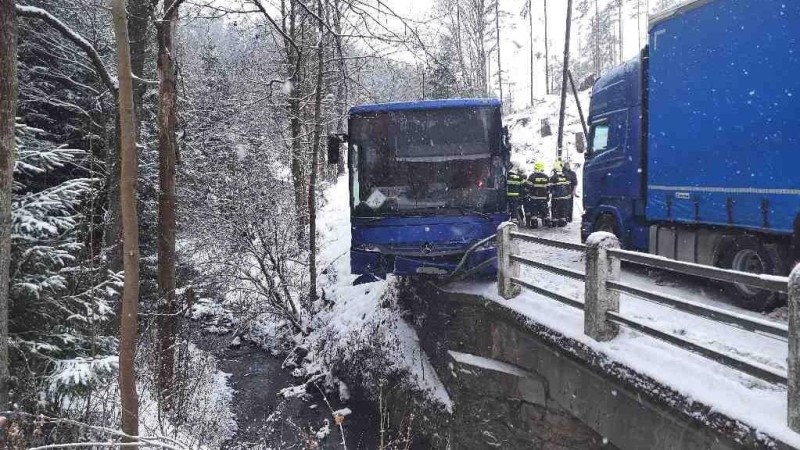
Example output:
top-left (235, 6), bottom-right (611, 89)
top-left (378, 0), bottom-right (655, 107)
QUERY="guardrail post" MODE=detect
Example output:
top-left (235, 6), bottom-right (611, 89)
top-left (497, 222), bottom-right (521, 299)
top-left (789, 263), bottom-right (800, 432)
top-left (584, 232), bottom-right (621, 341)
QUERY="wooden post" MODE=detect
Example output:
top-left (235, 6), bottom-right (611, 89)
top-left (584, 232), bottom-right (620, 341)
top-left (497, 222), bottom-right (521, 299)
top-left (789, 263), bottom-right (800, 432)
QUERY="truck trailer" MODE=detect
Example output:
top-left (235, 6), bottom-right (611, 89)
top-left (582, 0), bottom-right (800, 310)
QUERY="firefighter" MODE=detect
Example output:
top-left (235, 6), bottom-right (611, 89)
top-left (549, 161), bottom-right (572, 226)
top-left (525, 161), bottom-right (550, 228)
top-left (507, 166), bottom-right (525, 224)
top-left (562, 161), bottom-right (578, 222)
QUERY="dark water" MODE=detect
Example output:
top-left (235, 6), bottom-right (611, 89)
top-left (192, 330), bottom-right (379, 449)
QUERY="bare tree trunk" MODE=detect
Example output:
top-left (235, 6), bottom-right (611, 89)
top-left (637, 0), bottom-right (642, 51)
top-left (285, 0), bottom-right (306, 242)
top-left (543, 0), bottom-right (550, 94)
top-left (102, 0), bottom-right (156, 274)
top-left (618, 0), bottom-right (623, 63)
top-left (129, 0), bottom-right (156, 122)
top-left (494, 0), bottom-right (502, 105)
top-left (556, 0), bottom-right (574, 160)
top-left (594, 0), bottom-right (601, 75)
top-left (0, 0), bottom-right (17, 410)
top-left (472, 0), bottom-right (488, 96)
top-left (529, 0), bottom-right (534, 105)
top-left (111, 0), bottom-right (140, 437)
top-left (308, 0), bottom-right (325, 304)
top-left (156, 0), bottom-right (180, 411)
top-left (455, 3), bottom-right (470, 95)
top-left (331, 0), bottom-right (347, 176)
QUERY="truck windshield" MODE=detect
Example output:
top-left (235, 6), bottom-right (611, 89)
top-left (349, 107), bottom-right (504, 217)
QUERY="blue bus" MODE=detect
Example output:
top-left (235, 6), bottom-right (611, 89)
top-left (327, 98), bottom-right (510, 282)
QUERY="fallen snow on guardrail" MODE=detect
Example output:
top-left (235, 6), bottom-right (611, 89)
top-left (449, 223), bottom-right (798, 448)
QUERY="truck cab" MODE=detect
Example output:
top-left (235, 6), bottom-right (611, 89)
top-left (582, 56), bottom-right (648, 251)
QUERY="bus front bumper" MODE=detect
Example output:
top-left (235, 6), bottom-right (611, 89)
top-left (350, 247), bottom-right (497, 278)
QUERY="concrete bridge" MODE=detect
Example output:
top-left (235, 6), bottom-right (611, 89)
top-left (407, 285), bottom-right (796, 450)
top-left (402, 226), bottom-right (800, 450)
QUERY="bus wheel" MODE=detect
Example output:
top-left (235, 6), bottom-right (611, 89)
top-left (717, 237), bottom-right (784, 311)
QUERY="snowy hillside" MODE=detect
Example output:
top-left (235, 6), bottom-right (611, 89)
top-left (506, 90), bottom-right (591, 198)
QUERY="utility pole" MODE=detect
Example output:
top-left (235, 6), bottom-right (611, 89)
top-left (556, 0), bottom-right (574, 160)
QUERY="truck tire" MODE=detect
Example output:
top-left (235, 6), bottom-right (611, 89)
top-left (716, 237), bottom-right (784, 311)
top-left (594, 214), bottom-right (620, 240)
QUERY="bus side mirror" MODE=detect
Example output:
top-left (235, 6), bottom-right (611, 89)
top-left (327, 134), bottom-right (346, 165)
top-left (575, 132), bottom-right (586, 154)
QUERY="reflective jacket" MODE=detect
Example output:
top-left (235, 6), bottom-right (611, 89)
top-left (563, 167), bottom-right (578, 193)
top-left (507, 172), bottom-right (525, 198)
top-left (550, 172), bottom-right (572, 199)
top-left (526, 172), bottom-right (550, 199)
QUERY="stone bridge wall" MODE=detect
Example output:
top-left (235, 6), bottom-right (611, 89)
top-left (402, 284), bottom-right (769, 450)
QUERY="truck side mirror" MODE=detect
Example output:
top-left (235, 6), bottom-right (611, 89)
top-left (327, 134), bottom-right (346, 165)
top-left (502, 125), bottom-right (511, 155)
top-left (575, 132), bottom-right (586, 154)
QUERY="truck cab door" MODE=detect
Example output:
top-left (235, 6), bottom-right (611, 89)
top-left (584, 111), bottom-right (630, 207)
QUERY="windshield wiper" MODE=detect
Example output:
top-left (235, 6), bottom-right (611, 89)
top-left (352, 215), bottom-right (386, 222)
top-left (454, 207), bottom-right (491, 220)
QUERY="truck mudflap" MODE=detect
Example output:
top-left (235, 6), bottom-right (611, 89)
top-left (793, 215), bottom-right (800, 263)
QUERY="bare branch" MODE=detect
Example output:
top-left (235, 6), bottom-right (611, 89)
top-left (15, 5), bottom-right (118, 96)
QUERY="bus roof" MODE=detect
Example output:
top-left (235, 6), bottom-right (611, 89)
top-left (349, 98), bottom-right (501, 115)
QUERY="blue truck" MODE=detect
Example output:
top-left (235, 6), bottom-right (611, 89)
top-left (327, 98), bottom-right (510, 282)
top-left (582, 0), bottom-right (800, 310)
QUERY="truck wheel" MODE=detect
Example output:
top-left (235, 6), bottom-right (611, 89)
top-left (717, 237), bottom-right (784, 311)
top-left (594, 215), bottom-right (620, 240)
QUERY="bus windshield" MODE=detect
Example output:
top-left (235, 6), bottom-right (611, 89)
top-left (349, 107), bottom-right (505, 217)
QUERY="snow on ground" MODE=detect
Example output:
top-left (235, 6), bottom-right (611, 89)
top-left (307, 175), bottom-right (453, 411)
top-left (60, 343), bottom-right (237, 449)
top-left (138, 345), bottom-right (237, 450)
top-left (447, 221), bottom-right (798, 447)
